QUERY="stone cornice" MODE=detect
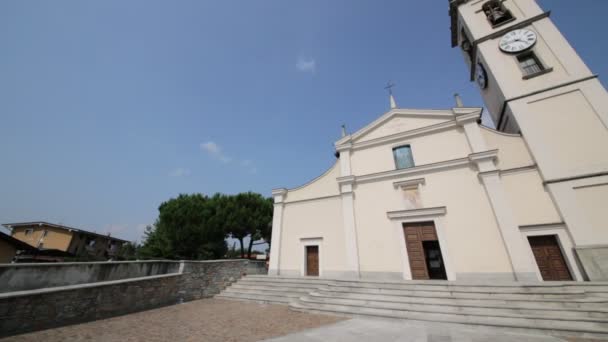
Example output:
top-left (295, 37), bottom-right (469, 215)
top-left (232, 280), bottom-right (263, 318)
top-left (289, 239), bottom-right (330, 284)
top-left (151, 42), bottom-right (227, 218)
top-left (336, 120), bottom-right (457, 152)
top-left (271, 188), bottom-right (288, 203)
top-left (387, 206), bottom-right (447, 220)
top-left (454, 109), bottom-right (482, 126)
top-left (393, 178), bottom-right (425, 190)
top-left (355, 157), bottom-right (471, 184)
top-left (336, 175), bottom-right (356, 185)
top-left (271, 188), bottom-right (288, 196)
top-left (468, 149), bottom-right (498, 163)
top-left (335, 143), bottom-right (353, 152)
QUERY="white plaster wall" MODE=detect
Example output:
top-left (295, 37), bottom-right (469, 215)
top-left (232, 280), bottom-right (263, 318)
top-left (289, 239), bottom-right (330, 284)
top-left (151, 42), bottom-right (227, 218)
top-left (574, 183), bottom-right (608, 243)
top-left (279, 197), bottom-right (347, 274)
top-left (353, 167), bottom-right (514, 277)
top-left (350, 128), bottom-right (472, 176)
top-left (480, 127), bottom-right (534, 170)
top-left (502, 169), bottom-right (561, 225)
top-left (510, 86), bottom-right (608, 181)
top-left (285, 162), bottom-right (341, 203)
top-left (357, 116), bottom-right (449, 143)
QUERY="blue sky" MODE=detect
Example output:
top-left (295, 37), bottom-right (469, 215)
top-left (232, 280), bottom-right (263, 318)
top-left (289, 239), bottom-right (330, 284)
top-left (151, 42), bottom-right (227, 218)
top-left (1, 1), bottom-right (607, 242)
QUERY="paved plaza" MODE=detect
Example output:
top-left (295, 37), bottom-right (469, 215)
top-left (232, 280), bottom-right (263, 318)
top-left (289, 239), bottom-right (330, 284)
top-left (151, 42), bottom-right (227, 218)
top-left (2, 299), bottom-right (605, 342)
top-left (1, 299), bottom-right (343, 342)
top-left (265, 317), bottom-right (607, 342)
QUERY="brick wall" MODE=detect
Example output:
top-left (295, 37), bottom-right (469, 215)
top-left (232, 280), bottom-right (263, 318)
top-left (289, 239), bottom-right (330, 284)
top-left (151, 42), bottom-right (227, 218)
top-left (0, 259), bottom-right (266, 338)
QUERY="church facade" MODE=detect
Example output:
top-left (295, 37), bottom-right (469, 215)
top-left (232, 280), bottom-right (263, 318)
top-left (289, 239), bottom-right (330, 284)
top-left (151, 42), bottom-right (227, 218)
top-left (268, 0), bottom-right (608, 282)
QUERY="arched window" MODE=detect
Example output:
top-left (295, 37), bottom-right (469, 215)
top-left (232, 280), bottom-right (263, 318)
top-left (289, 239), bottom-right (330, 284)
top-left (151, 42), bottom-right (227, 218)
top-left (482, 0), bottom-right (515, 27)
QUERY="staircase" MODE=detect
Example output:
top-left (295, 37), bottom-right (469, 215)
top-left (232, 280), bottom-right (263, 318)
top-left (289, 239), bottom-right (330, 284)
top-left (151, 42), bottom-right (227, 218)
top-left (217, 275), bottom-right (608, 339)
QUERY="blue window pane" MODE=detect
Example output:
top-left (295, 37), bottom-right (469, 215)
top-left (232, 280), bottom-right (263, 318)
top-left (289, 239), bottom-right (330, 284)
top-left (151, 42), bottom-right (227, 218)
top-left (393, 146), bottom-right (414, 169)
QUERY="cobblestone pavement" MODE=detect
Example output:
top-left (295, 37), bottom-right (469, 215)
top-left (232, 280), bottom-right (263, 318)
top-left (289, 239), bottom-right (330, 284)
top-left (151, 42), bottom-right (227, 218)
top-left (1, 299), bottom-right (345, 342)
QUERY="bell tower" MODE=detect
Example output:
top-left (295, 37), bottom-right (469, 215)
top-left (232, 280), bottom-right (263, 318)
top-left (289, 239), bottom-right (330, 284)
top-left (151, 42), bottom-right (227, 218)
top-left (450, 0), bottom-right (608, 280)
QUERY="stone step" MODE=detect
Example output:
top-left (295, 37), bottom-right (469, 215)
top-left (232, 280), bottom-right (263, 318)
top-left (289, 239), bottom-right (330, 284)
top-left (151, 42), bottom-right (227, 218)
top-left (312, 289), bottom-right (608, 312)
top-left (243, 276), bottom-right (608, 295)
top-left (304, 292), bottom-right (608, 321)
top-left (326, 281), bottom-right (608, 295)
top-left (223, 288), bottom-right (305, 298)
top-left (230, 284), bottom-right (315, 293)
top-left (236, 280), bottom-right (326, 289)
top-left (289, 301), bottom-right (608, 338)
top-left (216, 291), bottom-right (293, 305)
top-left (325, 282), bottom-right (595, 295)
top-left (250, 275), bottom-right (608, 289)
top-left (319, 285), bottom-right (594, 301)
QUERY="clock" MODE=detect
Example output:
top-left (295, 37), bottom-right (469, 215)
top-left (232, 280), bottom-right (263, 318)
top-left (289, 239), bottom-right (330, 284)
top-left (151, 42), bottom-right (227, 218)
top-left (499, 29), bottom-right (537, 53)
top-left (476, 63), bottom-right (488, 89)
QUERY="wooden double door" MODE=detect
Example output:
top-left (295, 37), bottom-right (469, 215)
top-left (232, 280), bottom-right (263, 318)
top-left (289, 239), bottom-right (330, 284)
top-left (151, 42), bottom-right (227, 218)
top-left (528, 235), bottom-right (573, 281)
top-left (403, 222), bottom-right (447, 280)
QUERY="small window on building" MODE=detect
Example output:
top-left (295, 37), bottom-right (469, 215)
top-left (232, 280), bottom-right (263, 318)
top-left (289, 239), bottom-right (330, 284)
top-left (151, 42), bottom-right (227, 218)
top-left (24, 228), bottom-right (34, 236)
top-left (482, 0), bottom-right (515, 28)
top-left (517, 52), bottom-right (544, 77)
top-left (393, 145), bottom-right (415, 170)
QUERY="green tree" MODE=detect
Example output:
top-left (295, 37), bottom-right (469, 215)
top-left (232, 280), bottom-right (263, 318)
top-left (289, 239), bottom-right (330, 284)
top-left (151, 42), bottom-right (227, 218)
top-left (117, 242), bottom-right (139, 260)
top-left (140, 193), bottom-right (227, 259)
top-left (222, 192), bottom-right (273, 259)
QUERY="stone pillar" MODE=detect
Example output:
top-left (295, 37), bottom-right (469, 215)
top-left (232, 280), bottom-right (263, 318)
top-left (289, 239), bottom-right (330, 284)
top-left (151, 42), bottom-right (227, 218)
top-left (338, 176), bottom-right (360, 278)
top-left (456, 109), bottom-right (538, 281)
top-left (476, 167), bottom-right (538, 281)
top-left (268, 188), bottom-right (287, 276)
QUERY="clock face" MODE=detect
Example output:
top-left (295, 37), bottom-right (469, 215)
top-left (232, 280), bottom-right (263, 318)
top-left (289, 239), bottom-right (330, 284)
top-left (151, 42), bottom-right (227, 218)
top-left (476, 63), bottom-right (488, 89)
top-left (499, 29), bottom-right (537, 53)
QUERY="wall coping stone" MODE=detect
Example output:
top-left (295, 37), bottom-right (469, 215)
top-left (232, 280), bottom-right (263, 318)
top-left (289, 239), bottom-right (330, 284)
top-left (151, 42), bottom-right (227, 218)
top-left (0, 273), bottom-right (182, 299)
top-left (0, 258), bottom-right (263, 268)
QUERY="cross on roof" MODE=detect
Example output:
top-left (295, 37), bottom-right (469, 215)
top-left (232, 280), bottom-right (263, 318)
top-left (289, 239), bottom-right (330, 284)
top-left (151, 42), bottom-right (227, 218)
top-left (384, 81), bottom-right (396, 95)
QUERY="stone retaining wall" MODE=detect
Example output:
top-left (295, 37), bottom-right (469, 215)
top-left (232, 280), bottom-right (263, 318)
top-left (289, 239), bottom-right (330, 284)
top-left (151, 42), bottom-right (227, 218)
top-left (0, 260), bottom-right (180, 293)
top-left (0, 259), bottom-right (266, 337)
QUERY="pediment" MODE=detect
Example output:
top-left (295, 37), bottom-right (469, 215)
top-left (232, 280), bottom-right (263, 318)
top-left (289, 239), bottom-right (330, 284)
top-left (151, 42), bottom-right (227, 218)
top-left (348, 109), bottom-right (454, 144)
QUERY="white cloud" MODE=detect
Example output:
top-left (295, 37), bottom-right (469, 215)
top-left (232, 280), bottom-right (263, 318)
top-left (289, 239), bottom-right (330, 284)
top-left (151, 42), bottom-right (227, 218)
top-left (200, 141), bottom-right (258, 173)
top-left (200, 141), bottom-right (220, 154)
top-left (200, 141), bottom-right (232, 163)
top-left (296, 57), bottom-right (316, 74)
top-left (169, 168), bottom-right (191, 177)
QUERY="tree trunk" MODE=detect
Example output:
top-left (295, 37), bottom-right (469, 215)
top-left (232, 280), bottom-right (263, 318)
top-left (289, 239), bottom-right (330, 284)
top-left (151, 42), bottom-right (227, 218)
top-left (247, 235), bottom-right (254, 259)
top-left (238, 237), bottom-right (245, 259)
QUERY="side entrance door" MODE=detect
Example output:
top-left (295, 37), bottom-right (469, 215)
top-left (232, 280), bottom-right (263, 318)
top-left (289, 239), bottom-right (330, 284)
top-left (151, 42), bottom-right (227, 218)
top-left (403, 222), bottom-right (447, 280)
top-left (306, 246), bottom-right (319, 276)
top-left (528, 235), bottom-right (573, 281)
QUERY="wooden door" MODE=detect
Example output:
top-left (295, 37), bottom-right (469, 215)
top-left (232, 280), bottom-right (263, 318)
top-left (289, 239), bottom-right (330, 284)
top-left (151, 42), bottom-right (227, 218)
top-left (528, 235), bottom-right (572, 281)
top-left (403, 222), bottom-right (446, 280)
top-left (306, 246), bottom-right (319, 276)
top-left (404, 224), bottom-right (430, 279)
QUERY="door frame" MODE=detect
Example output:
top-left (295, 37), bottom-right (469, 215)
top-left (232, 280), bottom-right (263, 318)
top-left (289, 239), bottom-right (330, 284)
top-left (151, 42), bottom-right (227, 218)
top-left (520, 223), bottom-right (583, 281)
top-left (388, 207), bottom-right (455, 281)
top-left (300, 237), bottom-right (323, 277)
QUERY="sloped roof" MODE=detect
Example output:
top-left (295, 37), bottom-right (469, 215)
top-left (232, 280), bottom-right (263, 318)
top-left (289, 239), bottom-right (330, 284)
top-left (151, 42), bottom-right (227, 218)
top-left (0, 231), bottom-right (36, 251)
top-left (2, 221), bottom-right (129, 243)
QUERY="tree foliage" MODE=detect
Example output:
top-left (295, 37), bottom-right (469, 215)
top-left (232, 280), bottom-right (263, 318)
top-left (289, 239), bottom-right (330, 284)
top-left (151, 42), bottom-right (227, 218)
top-left (221, 192), bottom-right (273, 258)
top-left (139, 193), bottom-right (227, 260)
top-left (139, 192), bottom-right (273, 260)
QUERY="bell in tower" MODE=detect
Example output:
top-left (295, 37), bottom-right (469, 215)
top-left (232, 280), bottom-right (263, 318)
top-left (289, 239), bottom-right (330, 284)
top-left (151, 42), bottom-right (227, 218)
top-left (482, 1), bottom-right (514, 27)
